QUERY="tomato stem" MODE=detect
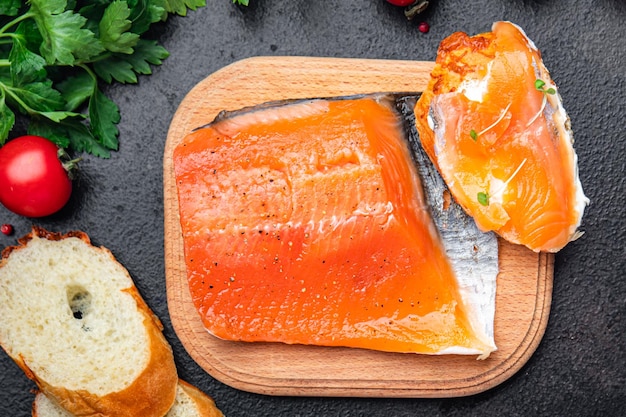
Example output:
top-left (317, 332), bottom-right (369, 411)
top-left (57, 148), bottom-right (81, 180)
top-left (404, 1), bottom-right (429, 20)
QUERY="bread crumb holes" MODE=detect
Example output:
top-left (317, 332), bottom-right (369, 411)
top-left (66, 285), bottom-right (92, 321)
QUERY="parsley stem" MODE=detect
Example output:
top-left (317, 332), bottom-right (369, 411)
top-left (0, 81), bottom-right (38, 116)
top-left (0, 11), bottom-right (35, 37)
top-left (0, 81), bottom-right (82, 123)
top-left (72, 51), bottom-right (114, 66)
top-left (77, 64), bottom-right (99, 91)
top-left (0, 34), bottom-right (17, 43)
top-left (79, 63), bottom-right (97, 80)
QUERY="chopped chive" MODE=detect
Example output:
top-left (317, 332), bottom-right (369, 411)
top-left (477, 191), bottom-right (490, 206)
top-left (470, 129), bottom-right (478, 141)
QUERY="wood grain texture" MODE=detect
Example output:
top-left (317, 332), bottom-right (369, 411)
top-left (163, 56), bottom-right (554, 398)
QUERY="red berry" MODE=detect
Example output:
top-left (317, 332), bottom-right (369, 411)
top-left (1, 224), bottom-right (13, 236)
top-left (418, 21), bottom-right (430, 33)
top-left (386, 0), bottom-right (415, 6)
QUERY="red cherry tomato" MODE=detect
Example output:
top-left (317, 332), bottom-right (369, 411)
top-left (0, 135), bottom-right (73, 217)
top-left (386, 0), bottom-right (415, 6)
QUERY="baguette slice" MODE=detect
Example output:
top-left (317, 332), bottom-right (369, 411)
top-left (0, 227), bottom-right (178, 417)
top-left (32, 380), bottom-right (224, 417)
top-left (170, 380), bottom-right (224, 417)
top-left (32, 392), bottom-right (73, 417)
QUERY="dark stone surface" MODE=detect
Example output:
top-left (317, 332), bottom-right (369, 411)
top-left (1, 0), bottom-right (624, 416)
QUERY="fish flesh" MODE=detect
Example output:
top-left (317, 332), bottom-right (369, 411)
top-left (414, 21), bottom-right (588, 252)
top-left (399, 95), bottom-right (499, 350)
top-left (174, 94), bottom-right (497, 357)
top-left (173, 93), bottom-right (497, 358)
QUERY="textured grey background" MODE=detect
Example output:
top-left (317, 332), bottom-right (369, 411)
top-left (1, 0), bottom-right (625, 416)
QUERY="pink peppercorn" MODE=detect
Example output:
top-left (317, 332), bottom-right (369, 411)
top-left (1, 224), bottom-right (13, 236)
top-left (418, 21), bottom-right (430, 33)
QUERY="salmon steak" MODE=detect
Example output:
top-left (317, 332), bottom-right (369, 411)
top-left (414, 21), bottom-right (588, 252)
top-left (173, 94), bottom-right (497, 357)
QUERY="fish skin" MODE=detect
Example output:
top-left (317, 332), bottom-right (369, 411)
top-left (173, 93), bottom-right (497, 357)
top-left (399, 95), bottom-right (498, 354)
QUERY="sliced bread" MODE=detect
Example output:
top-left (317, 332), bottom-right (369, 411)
top-left (32, 392), bottom-right (72, 417)
top-left (170, 380), bottom-right (224, 417)
top-left (0, 226), bottom-right (178, 417)
top-left (32, 380), bottom-right (224, 417)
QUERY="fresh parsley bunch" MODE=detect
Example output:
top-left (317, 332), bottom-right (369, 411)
top-left (0, 0), bottom-right (205, 158)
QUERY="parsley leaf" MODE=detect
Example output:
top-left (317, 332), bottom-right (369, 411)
top-left (93, 39), bottom-right (169, 84)
top-left (27, 116), bottom-right (73, 148)
top-left (99, 1), bottom-right (140, 54)
top-left (128, 0), bottom-right (166, 34)
top-left (9, 26), bottom-right (47, 86)
top-left (0, 0), bottom-right (206, 157)
top-left (93, 57), bottom-right (135, 84)
top-left (160, 0), bottom-right (207, 16)
top-left (0, 0), bottom-right (21, 16)
top-left (128, 39), bottom-right (170, 73)
top-left (0, 93), bottom-right (16, 145)
top-left (89, 87), bottom-right (120, 151)
top-left (56, 71), bottom-right (94, 111)
top-left (8, 80), bottom-right (65, 113)
top-left (39, 109), bottom-right (84, 123)
top-left (28, 116), bottom-right (112, 158)
top-left (64, 118), bottom-right (113, 158)
top-left (29, 0), bottom-right (104, 65)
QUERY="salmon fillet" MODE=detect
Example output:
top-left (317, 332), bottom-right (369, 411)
top-left (173, 94), bottom-right (494, 357)
top-left (414, 21), bottom-right (588, 252)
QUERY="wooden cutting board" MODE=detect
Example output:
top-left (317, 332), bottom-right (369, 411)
top-left (163, 56), bottom-right (554, 398)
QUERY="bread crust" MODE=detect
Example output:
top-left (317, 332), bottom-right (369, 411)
top-left (1, 226), bottom-right (178, 417)
top-left (177, 380), bottom-right (224, 417)
top-left (32, 380), bottom-right (224, 417)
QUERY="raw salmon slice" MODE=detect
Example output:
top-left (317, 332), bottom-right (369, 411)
top-left (414, 21), bottom-right (588, 252)
top-left (173, 94), bottom-right (495, 357)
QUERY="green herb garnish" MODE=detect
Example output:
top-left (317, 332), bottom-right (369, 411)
top-left (477, 191), bottom-right (490, 206)
top-left (468, 102), bottom-right (512, 142)
top-left (233, 0), bottom-right (249, 5)
top-left (476, 158), bottom-right (528, 207)
top-left (527, 79), bottom-right (556, 127)
top-left (534, 79), bottom-right (556, 95)
top-left (0, 0), bottom-right (206, 158)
